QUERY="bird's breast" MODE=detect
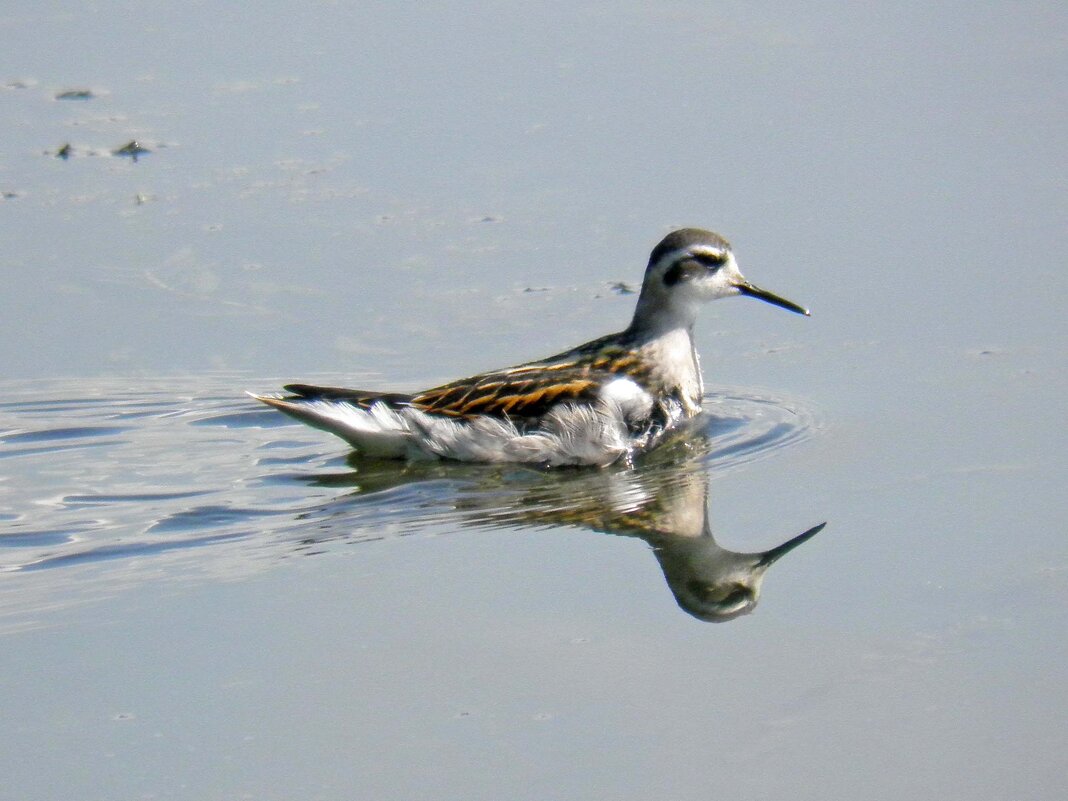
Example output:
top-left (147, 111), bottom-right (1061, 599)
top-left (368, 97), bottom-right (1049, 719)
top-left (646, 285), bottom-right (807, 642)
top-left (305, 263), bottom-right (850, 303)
top-left (631, 334), bottom-right (703, 416)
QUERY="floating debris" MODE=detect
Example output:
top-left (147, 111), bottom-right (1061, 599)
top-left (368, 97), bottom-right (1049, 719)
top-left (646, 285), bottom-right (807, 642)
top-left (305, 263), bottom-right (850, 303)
top-left (609, 281), bottom-right (637, 295)
top-left (56, 143), bottom-right (73, 160)
top-left (969, 347), bottom-right (1008, 358)
top-left (55, 89), bottom-right (94, 100)
top-left (112, 140), bottom-right (150, 162)
top-left (1, 191), bottom-right (20, 200)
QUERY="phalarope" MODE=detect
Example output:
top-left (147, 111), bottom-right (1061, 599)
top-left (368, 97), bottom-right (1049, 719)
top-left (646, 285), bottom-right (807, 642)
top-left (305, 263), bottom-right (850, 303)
top-left (252, 228), bottom-right (810, 466)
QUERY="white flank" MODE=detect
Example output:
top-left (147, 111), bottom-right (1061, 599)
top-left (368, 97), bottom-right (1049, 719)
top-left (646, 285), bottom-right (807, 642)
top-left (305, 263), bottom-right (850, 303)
top-left (251, 393), bottom-right (660, 467)
top-left (599, 377), bottom-right (654, 422)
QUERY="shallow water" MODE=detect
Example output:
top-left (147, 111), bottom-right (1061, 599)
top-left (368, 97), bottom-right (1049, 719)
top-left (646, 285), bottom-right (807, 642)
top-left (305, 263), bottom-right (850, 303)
top-left (3, 1), bottom-right (1067, 799)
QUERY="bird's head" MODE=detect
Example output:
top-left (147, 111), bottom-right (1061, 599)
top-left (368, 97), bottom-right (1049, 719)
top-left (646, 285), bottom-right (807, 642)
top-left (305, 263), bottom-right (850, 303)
top-left (632, 228), bottom-right (809, 331)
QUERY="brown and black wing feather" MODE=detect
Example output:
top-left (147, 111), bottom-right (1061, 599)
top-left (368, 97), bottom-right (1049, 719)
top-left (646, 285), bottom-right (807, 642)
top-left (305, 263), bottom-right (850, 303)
top-left (411, 367), bottom-right (605, 420)
top-left (411, 338), bottom-right (658, 421)
top-left (276, 374), bottom-right (601, 422)
top-left (281, 333), bottom-right (655, 422)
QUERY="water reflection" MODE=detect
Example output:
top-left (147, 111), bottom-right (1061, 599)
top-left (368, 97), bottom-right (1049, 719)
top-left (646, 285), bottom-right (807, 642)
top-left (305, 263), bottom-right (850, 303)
top-left (0, 382), bottom-right (821, 626)
top-left (301, 432), bottom-right (826, 622)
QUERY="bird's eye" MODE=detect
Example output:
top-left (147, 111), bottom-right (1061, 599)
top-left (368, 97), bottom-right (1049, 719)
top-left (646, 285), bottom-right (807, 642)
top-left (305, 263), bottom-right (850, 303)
top-left (663, 255), bottom-right (717, 287)
top-left (723, 586), bottom-right (751, 607)
top-left (691, 251), bottom-right (728, 268)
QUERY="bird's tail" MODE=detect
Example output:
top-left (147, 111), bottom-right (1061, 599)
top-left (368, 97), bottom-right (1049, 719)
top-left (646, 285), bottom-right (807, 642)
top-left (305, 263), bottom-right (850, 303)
top-left (249, 387), bottom-right (414, 457)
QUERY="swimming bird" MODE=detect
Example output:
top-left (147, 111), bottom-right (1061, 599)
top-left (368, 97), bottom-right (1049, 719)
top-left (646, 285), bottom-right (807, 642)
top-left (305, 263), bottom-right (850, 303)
top-left (252, 228), bottom-right (810, 466)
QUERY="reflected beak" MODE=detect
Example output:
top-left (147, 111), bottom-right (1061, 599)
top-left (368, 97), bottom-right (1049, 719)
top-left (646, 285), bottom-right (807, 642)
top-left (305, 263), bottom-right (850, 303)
top-left (756, 522), bottom-right (826, 567)
top-left (735, 280), bottom-right (810, 316)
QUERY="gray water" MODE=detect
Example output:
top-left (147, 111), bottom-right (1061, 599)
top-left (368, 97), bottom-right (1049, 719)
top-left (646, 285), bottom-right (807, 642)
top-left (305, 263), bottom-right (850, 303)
top-left (2, 2), bottom-right (1066, 799)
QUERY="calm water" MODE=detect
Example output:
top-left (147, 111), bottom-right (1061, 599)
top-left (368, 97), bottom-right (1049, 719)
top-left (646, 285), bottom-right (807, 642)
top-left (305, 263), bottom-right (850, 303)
top-left (0, 378), bottom-right (817, 622)
top-left (2, 2), bottom-right (1066, 799)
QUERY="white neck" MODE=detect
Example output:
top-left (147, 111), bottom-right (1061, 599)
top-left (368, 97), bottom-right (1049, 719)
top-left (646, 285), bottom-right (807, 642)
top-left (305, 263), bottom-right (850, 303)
top-left (628, 293), bottom-right (698, 337)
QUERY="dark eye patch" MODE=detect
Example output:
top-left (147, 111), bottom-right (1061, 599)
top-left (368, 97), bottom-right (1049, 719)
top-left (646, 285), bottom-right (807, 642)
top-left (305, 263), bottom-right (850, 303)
top-left (663, 255), bottom-right (723, 287)
top-left (663, 261), bottom-right (694, 286)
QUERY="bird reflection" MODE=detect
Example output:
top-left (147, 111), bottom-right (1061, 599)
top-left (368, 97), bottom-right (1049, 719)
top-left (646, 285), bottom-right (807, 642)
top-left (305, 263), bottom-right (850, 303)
top-left (300, 430), bottom-right (825, 622)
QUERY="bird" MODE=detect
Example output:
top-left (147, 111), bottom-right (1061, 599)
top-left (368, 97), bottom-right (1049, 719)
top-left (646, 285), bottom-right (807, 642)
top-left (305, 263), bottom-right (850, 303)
top-left (251, 228), bottom-right (810, 467)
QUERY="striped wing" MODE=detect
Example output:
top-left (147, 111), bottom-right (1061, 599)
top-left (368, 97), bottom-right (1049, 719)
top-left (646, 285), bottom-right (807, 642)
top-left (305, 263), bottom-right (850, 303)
top-left (282, 334), bottom-right (656, 422)
top-left (411, 366), bottom-right (604, 420)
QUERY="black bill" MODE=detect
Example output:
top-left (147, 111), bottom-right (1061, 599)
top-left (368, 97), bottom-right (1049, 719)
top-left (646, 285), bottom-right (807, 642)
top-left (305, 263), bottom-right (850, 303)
top-left (756, 522), bottom-right (827, 567)
top-left (736, 280), bottom-right (810, 316)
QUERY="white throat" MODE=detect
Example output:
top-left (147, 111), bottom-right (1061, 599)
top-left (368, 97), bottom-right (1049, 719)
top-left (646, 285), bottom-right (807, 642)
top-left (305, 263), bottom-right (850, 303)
top-left (629, 292), bottom-right (700, 336)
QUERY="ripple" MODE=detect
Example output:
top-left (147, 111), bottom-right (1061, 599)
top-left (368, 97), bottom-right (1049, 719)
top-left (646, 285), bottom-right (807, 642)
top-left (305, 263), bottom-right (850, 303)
top-left (0, 440), bottom-right (117, 460)
top-left (697, 391), bottom-right (815, 470)
top-left (0, 378), bottom-right (818, 588)
top-left (0, 397), bottom-right (109, 410)
top-left (61, 490), bottom-right (214, 506)
top-left (0, 528), bottom-right (82, 549)
top-left (0, 425), bottom-right (131, 443)
top-left (190, 409), bottom-right (282, 428)
top-left (13, 531), bottom-right (251, 572)
top-left (147, 504), bottom-right (294, 534)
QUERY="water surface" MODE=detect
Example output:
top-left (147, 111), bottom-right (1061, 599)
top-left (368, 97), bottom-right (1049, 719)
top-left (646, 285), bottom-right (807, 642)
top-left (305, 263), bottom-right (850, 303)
top-left (0, 377), bottom-right (818, 623)
top-left (2, 1), bottom-right (1066, 799)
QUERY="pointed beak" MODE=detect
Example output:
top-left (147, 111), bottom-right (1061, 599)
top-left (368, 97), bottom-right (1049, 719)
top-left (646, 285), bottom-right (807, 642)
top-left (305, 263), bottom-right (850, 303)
top-left (735, 279), bottom-right (810, 316)
top-left (756, 522), bottom-right (826, 567)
